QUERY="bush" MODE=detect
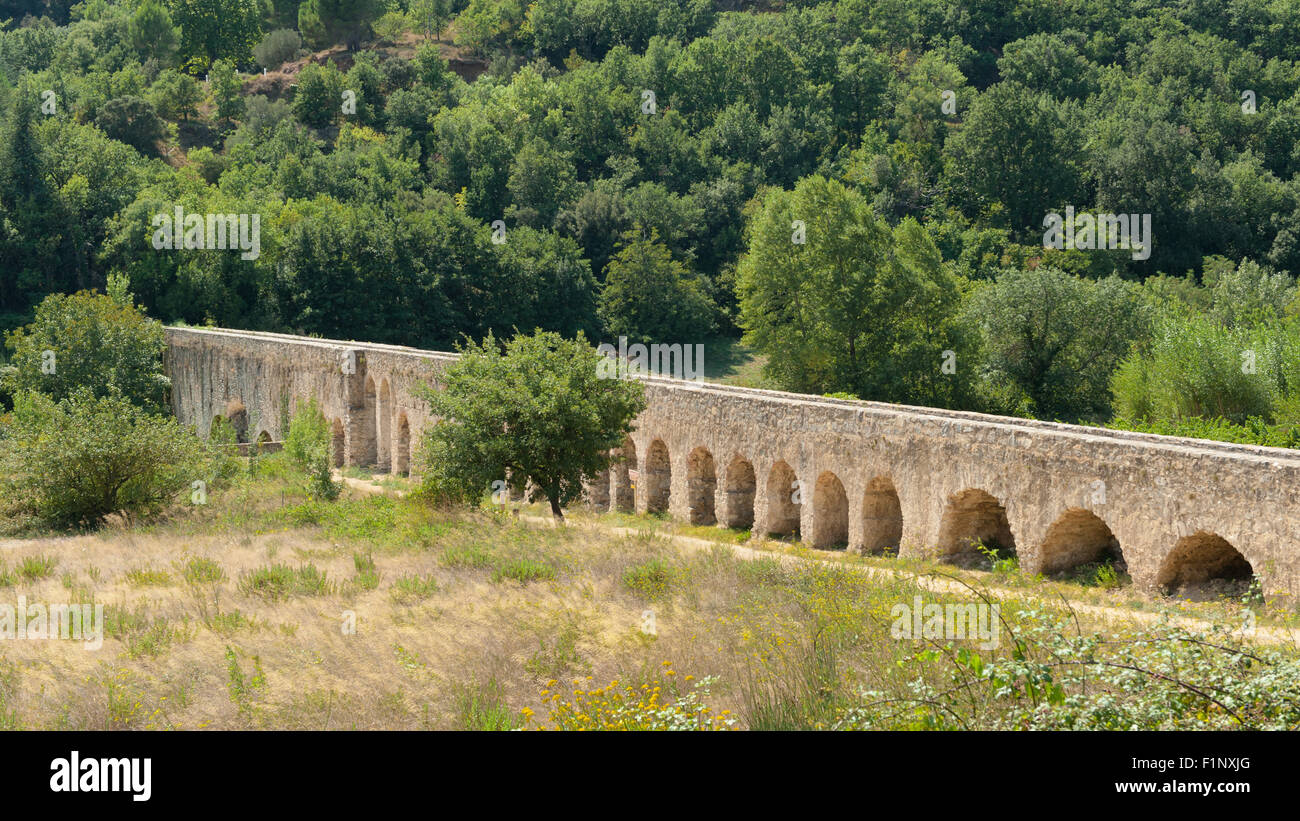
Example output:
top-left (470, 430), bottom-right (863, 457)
top-left (284, 398), bottom-right (340, 500)
top-left (284, 398), bottom-right (332, 469)
top-left (254, 28), bottom-right (302, 69)
top-left (306, 442), bottom-right (341, 501)
top-left (293, 61), bottom-right (345, 129)
top-left (3, 289), bottom-right (169, 414)
top-left (372, 11), bottom-right (411, 43)
top-left (1111, 313), bottom-right (1295, 424)
top-left (93, 96), bottom-right (166, 154)
top-left (0, 390), bottom-right (209, 529)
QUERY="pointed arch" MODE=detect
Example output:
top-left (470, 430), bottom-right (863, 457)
top-left (353, 376), bottom-right (378, 466)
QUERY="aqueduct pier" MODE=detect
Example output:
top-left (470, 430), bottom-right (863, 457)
top-left (165, 326), bottom-right (1300, 603)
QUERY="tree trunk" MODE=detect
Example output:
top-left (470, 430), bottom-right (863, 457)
top-left (549, 495), bottom-right (565, 522)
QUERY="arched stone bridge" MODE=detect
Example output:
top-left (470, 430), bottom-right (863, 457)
top-left (165, 326), bottom-right (1300, 603)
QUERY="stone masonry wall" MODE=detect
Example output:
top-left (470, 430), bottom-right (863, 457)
top-left (164, 326), bottom-right (1300, 603)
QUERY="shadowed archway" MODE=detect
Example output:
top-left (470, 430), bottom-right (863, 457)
top-left (862, 476), bottom-right (903, 555)
top-left (614, 437), bottom-right (637, 513)
top-left (936, 488), bottom-right (1015, 566)
top-left (645, 439), bottom-right (671, 514)
top-left (1157, 531), bottom-right (1254, 599)
top-left (1040, 508), bottom-right (1124, 577)
top-left (687, 447), bottom-right (717, 525)
top-left (377, 379), bottom-right (393, 471)
top-left (395, 414), bottom-right (410, 475)
top-left (722, 456), bottom-right (756, 530)
top-left (812, 471), bottom-right (848, 549)
top-left (766, 460), bottom-right (800, 538)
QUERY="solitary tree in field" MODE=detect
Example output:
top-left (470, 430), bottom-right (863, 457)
top-left (417, 331), bottom-right (646, 520)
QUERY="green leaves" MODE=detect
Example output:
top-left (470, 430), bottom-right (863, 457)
top-left (3, 289), bottom-right (169, 414)
top-left (417, 330), bottom-right (646, 519)
top-left (0, 388), bottom-right (209, 528)
top-left (736, 175), bottom-right (968, 405)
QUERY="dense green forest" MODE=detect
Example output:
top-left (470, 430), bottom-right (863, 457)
top-left (3, 0), bottom-right (1300, 440)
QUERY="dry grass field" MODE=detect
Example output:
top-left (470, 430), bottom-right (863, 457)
top-left (1, 453), bottom-right (1297, 731)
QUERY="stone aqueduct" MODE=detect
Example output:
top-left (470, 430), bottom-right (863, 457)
top-left (165, 326), bottom-right (1300, 603)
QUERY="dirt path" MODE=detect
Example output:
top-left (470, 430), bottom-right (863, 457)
top-left (332, 473), bottom-right (1297, 646)
top-left (522, 514), bottom-right (1300, 647)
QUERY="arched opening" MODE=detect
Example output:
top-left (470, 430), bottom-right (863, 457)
top-left (351, 377), bottom-right (378, 466)
top-left (645, 439), bottom-right (671, 515)
top-left (766, 460), bottom-right (800, 538)
top-left (394, 414), bottom-right (410, 475)
top-left (811, 471), bottom-right (848, 549)
top-left (1040, 508), bottom-right (1125, 580)
top-left (722, 456), bottom-right (755, 531)
top-left (687, 447), bottom-right (717, 525)
top-left (377, 379), bottom-right (393, 472)
top-left (1157, 531), bottom-right (1255, 601)
top-left (332, 418), bottom-right (346, 468)
top-left (588, 469), bottom-right (610, 511)
top-left (936, 489), bottom-right (1015, 567)
top-left (256, 430), bottom-right (272, 453)
top-left (862, 476), bottom-right (903, 555)
top-left (614, 437), bottom-right (637, 513)
top-left (224, 399), bottom-right (249, 443)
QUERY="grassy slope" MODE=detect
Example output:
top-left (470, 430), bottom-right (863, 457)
top-left (1, 453), bottom-right (1293, 730)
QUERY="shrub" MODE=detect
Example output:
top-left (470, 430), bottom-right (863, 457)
top-left (284, 398), bottom-right (332, 469)
top-left (0, 390), bottom-right (209, 529)
top-left (293, 61), bottom-right (345, 129)
top-left (94, 96), bottom-right (166, 153)
top-left (390, 573), bottom-right (438, 603)
top-left (237, 562), bottom-right (334, 600)
top-left (3, 289), bottom-right (169, 414)
top-left (491, 557), bottom-right (555, 584)
top-left (622, 558), bottom-right (675, 599)
top-left (254, 28), bottom-right (302, 69)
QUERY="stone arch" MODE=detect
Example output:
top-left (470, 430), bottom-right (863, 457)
top-left (645, 439), bottom-right (671, 514)
top-left (861, 476), bottom-right (903, 555)
top-left (332, 418), bottom-right (346, 468)
top-left (1157, 531), bottom-right (1254, 598)
top-left (377, 378), bottom-right (393, 472)
top-left (812, 471), bottom-right (849, 549)
top-left (613, 437), bottom-right (637, 513)
top-left (256, 430), bottom-right (272, 453)
top-left (353, 377), bottom-right (378, 466)
top-left (765, 460), bottom-right (800, 538)
top-left (687, 447), bottom-right (717, 525)
top-left (224, 399), bottom-right (249, 443)
top-left (936, 489), bottom-right (1015, 565)
top-left (721, 456), bottom-right (756, 530)
top-left (394, 414), bottom-right (410, 475)
top-left (1040, 508), bottom-right (1124, 576)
